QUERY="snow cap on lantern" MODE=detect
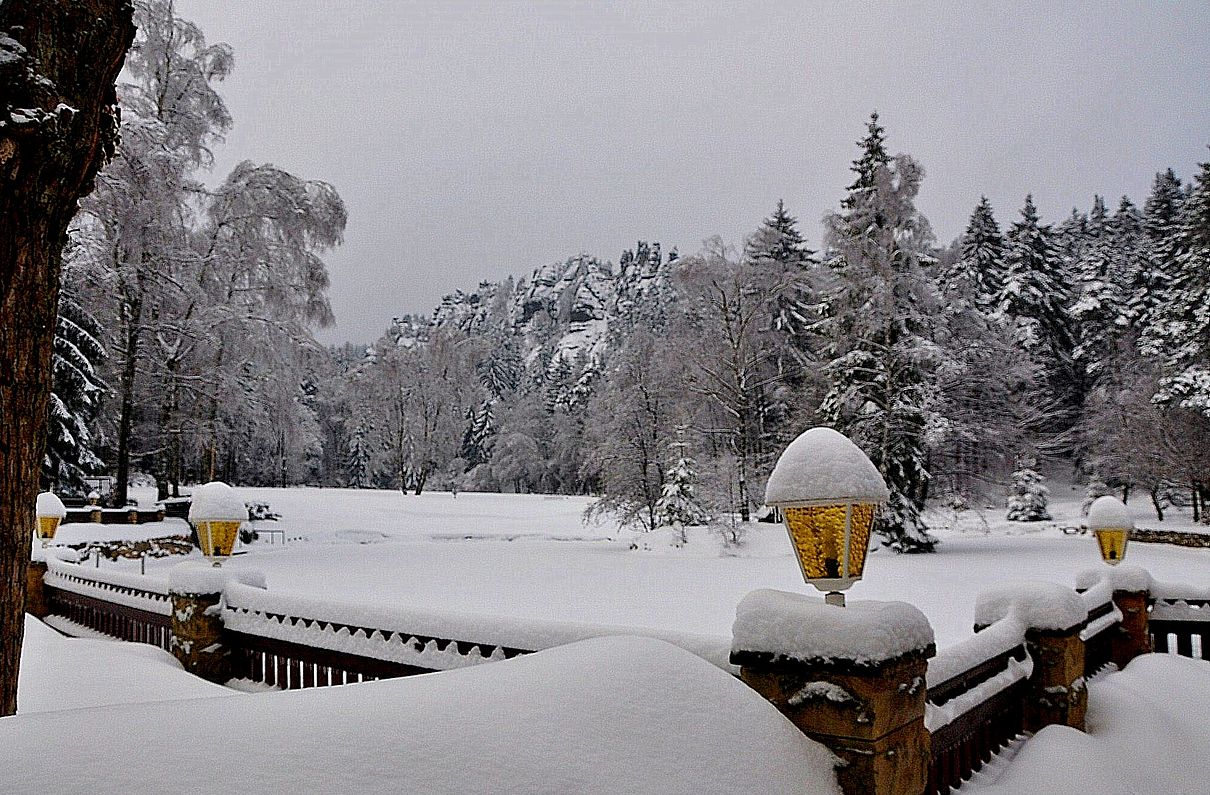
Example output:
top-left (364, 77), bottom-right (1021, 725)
top-left (35, 492), bottom-right (67, 543)
top-left (764, 428), bottom-right (890, 602)
top-left (1087, 495), bottom-right (1132, 566)
top-left (188, 481), bottom-right (246, 565)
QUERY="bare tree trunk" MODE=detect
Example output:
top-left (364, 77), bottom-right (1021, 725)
top-left (0, 0), bottom-right (134, 716)
top-left (114, 288), bottom-right (141, 506)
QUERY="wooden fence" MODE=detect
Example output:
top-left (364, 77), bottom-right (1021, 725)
top-left (33, 561), bottom-right (1210, 795)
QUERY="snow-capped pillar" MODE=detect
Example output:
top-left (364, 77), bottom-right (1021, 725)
top-left (169, 564), bottom-right (233, 683)
top-left (1079, 565), bottom-right (1154, 669)
top-left (731, 590), bottom-right (935, 795)
top-left (1110, 588), bottom-right (1152, 668)
top-left (975, 583), bottom-right (1088, 732)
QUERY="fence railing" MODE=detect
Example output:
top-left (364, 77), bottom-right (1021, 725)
top-left (42, 558), bottom-right (172, 651)
top-left (31, 558), bottom-right (1210, 795)
top-left (1150, 598), bottom-right (1209, 659)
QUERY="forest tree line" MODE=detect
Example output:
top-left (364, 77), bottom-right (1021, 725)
top-left (47, 2), bottom-right (1210, 552)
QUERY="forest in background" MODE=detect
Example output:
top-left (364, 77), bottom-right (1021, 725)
top-left (47, 1), bottom-right (1210, 552)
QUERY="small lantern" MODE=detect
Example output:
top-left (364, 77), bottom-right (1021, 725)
top-left (35, 492), bottom-right (67, 547)
top-left (764, 427), bottom-right (890, 606)
top-left (1087, 495), bottom-right (1131, 566)
top-left (188, 481), bottom-right (247, 566)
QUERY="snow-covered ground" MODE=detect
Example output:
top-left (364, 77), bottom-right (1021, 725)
top-left (7, 618), bottom-right (1207, 794)
top-left (4, 631), bottom-right (840, 795)
top-left (72, 485), bottom-right (1208, 649)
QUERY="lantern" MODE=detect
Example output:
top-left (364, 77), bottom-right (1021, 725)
top-left (188, 481), bottom-right (247, 566)
top-left (764, 427), bottom-right (890, 606)
top-left (35, 492), bottom-right (67, 547)
top-left (1087, 495), bottom-right (1131, 566)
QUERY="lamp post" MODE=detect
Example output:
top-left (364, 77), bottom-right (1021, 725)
top-left (35, 491), bottom-right (67, 548)
top-left (764, 427), bottom-right (890, 606)
top-left (1087, 495), bottom-right (1132, 565)
top-left (187, 481), bottom-right (247, 567)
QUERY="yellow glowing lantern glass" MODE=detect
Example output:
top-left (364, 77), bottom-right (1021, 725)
top-left (1086, 495), bottom-right (1132, 567)
top-left (197, 521), bottom-right (241, 561)
top-left (765, 428), bottom-right (890, 605)
top-left (783, 503), bottom-right (876, 583)
top-left (1094, 528), bottom-right (1129, 566)
top-left (36, 516), bottom-right (62, 541)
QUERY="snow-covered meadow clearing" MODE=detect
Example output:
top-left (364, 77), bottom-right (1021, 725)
top-left (61, 484), bottom-right (1210, 648)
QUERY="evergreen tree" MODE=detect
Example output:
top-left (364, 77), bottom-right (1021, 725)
top-left (945, 197), bottom-right (1008, 310)
top-left (817, 113), bottom-right (939, 552)
top-left (744, 199), bottom-right (817, 348)
top-left (1142, 159), bottom-right (1210, 414)
top-left (343, 421), bottom-right (371, 488)
top-left (653, 430), bottom-right (711, 546)
top-left (460, 399), bottom-right (495, 468)
top-left (1006, 458), bottom-right (1051, 521)
top-left (44, 292), bottom-right (107, 492)
top-left (999, 195), bottom-right (1074, 358)
top-left (1130, 169), bottom-right (1186, 328)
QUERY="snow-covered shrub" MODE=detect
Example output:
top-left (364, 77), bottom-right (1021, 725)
top-left (653, 434), bottom-right (710, 546)
top-left (1006, 460), bottom-right (1051, 521)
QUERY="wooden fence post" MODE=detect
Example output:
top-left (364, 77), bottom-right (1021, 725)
top-left (975, 582), bottom-right (1088, 734)
top-left (731, 590), bottom-right (935, 795)
top-left (24, 560), bottom-right (48, 618)
top-left (1111, 588), bottom-right (1152, 668)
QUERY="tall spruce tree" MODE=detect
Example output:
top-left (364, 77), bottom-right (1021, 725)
top-left (945, 197), bottom-right (1008, 310)
top-left (1142, 159), bottom-right (1210, 414)
top-left (745, 199), bottom-right (817, 350)
top-left (817, 114), bottom-right (940, 552)
top-left (44, 291), bottom-right (108, 493)
top-left (1130, 169), bottom-right (1186, 327)
top-left (999, 195), bottom-right (1081, 444)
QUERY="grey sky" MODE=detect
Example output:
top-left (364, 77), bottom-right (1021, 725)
top-left (174, 1), bottom-right (1210, 345)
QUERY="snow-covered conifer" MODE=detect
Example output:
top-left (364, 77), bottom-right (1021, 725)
top-left (44, 292), bottom-right (107, 492)
top-left (944, 196), bottom-right (1008, 309)
top-left (816, 114), bottom-right (940, 552)
top-left (1006, 458), bottom-right (1051, 521)
top-left (344, 422), bottom-right (372, 488)
top-left (653, 430), bottom-right (711, 545)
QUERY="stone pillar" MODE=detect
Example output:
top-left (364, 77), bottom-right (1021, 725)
top-left (25, 560), bottom-right (48, 618)
top-left (976, 581), bottom-right (1088, 734)
top-left (1110, 589), bottom-right (1152, 668)
top-left (1022, 625), bottom-right (1087, 732)
top-left (732, 591), bottom-right (935, 795)
top-left (170, 588), bottom-right (230, 683)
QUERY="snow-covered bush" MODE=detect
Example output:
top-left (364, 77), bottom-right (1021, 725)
top-left (653, 434), bottom-right (710, 546)
top-left (1006, 460), bottom-right (1051, 521)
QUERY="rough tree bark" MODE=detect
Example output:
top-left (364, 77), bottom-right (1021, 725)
top-left (0, 0), bottom-right (134, 716)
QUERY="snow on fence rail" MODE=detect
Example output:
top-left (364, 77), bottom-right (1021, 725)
top-left (42, 559), bottom-right (172, 651)
top-left (924, 616), bottom-right (1032, 795)
top-left (221, 581), bottom-right (734, 689)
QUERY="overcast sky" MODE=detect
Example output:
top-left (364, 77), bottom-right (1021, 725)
top-left (174, 1), bottom-right (1210, 345)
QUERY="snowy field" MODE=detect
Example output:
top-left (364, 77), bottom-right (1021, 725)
top-left (55, 485), bottom-right (1207, 649)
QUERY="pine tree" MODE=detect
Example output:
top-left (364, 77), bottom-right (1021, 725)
top-left (460, 399), bottom-right (495, 468)
top-left (653, 430), bottom-right (711, 546)
top-left (43, 292), bottom-right (108, 492)
top-left (999, 195), bottom-right (1074, 358)
top-left (1006, 459), bottom-right (1051, 521)
top-left (1142, 159), bottom-right (1210, 414)
top-left (745, 199), bottom-right (817, 347)
top-left (343, 421), bottom-right (371, 488)
top-left (944, 197), bottom-right (1008, 310)
top-left (817, 114), bottom-right (939, 552)
top-left (1130, 169), bottom-right (1186, 328)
